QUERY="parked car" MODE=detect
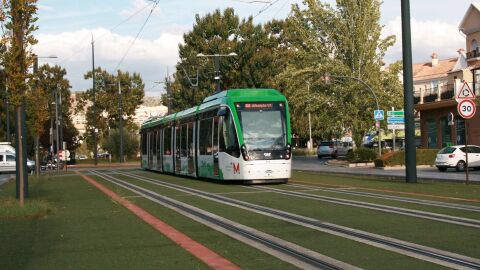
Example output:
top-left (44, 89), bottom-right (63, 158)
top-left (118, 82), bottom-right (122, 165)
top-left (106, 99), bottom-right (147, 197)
top-left (435, 145), bottom-right (480, 172)
top-left (78, 155), bottom-right (88, 160)
top-left (317, 140), bottom-right (355, 159)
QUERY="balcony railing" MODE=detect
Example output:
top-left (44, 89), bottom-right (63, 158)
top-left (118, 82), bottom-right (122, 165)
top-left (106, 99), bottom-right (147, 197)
top-left (467, 48), bottom-right (480, 60)
top-left (414, 84), bottom-right (454, 105)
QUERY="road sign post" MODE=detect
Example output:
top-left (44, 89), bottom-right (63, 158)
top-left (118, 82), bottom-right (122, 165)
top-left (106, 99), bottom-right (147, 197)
top-left (456, 83), bottom-right (476, 185)
top-left (374, 110), bottom-right (384, 157)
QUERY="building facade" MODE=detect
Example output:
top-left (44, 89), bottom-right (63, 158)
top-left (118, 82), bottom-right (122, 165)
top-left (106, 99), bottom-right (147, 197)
top-left (414, 3), bottom-right (480, 149)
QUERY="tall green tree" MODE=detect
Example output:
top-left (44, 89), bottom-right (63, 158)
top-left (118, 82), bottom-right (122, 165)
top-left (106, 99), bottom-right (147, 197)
top-left (78, 68), bottom-right (144, 152)
top-left (279, 0), bottom-right (403, 146)
top-left (1, 0), bottom-right (38, 204)
top-left (168, 8), bottom-right (290, 112)
top-left (35, 64), bottom-right (79, 153)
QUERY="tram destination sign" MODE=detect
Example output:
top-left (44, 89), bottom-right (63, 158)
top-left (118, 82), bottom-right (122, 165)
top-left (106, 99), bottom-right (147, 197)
top-left (236, 102), bottom-right (284, 111)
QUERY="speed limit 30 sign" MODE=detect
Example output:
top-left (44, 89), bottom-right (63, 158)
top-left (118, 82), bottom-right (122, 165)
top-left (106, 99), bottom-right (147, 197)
top-left (457, 99), bottom-right (476, 119)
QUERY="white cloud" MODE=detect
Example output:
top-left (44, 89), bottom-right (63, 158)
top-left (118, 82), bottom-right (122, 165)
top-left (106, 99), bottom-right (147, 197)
top-left (34, 27), bottom-right (185, 93)
top-left (383, 16), bottom-right (465, 63)
top-left (37, 5), bottom-right (54, 12)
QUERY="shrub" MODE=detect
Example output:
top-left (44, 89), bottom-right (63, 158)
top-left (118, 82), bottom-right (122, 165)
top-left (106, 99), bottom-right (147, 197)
top-left (347, 147), bottom-right (377, 163)
top-left (292, 148), bottom-right (316, 156)
top-left (375, 149), bottom-right (439, 167)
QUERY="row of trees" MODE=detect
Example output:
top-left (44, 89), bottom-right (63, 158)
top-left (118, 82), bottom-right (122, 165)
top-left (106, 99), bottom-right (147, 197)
top-left (167, 0), bottom-right (404, 147)
top-left (0, 1), bottom-right (145, 163)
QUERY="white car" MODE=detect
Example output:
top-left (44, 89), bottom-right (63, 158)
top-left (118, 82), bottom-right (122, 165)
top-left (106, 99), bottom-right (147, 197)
top-left (435, 145), bottom-right (480, 172)
top-left (317, 141), bottom-right (355, 159)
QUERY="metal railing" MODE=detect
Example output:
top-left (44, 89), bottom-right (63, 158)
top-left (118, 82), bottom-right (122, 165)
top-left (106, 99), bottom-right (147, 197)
top-left (413, 84), bottom-right (454, 104)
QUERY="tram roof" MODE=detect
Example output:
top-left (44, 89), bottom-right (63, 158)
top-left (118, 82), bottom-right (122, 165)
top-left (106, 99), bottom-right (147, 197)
top-left (140, 88), bottom-right (284, 130)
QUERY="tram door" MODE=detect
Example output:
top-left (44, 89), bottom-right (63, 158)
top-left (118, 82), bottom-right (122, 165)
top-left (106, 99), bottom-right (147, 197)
top-left (213, 116), bottom-right (219, 176)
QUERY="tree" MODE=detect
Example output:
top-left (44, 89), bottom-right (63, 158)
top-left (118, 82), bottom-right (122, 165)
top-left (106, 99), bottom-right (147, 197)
top-left (102, 128), bottom-right (139, 161)
top-left (168, 8), bottom-right (291, 112)
top-left (1, 0), bottom-right (38, 205)
top-left (35, 64), bottom-right (79, 154)
top-left (279, 0), bottom-right (403, 147)
top-left (78, 68), bottom-right (144, 152)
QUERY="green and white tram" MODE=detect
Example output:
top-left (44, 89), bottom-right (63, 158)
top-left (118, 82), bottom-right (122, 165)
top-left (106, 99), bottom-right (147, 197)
top-left (140, 88), bottom-right (292, 183)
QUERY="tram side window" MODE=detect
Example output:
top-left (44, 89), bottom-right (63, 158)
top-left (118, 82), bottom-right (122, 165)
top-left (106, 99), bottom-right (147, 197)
top-left (164, 127), bottom-right (172, 155)
top-left (219, 109), bottom-right (240, 157)
top-left (175, 126), bottom-right (181, 157)
top-left (199, 118), bottom-right (213, 155)
top-left (152, 131), bottom-right (157, 155)
top-left (181, 124), bottom-right (188, 157)
top-left (213, 117), bottom-right (219, 153)
top-left (188, 122), bottom-right (194, 157)
top-left (141, 132), bottom-right (147, 155)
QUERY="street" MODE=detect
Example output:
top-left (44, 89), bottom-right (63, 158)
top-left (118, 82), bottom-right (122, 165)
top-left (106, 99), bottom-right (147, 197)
top-left (0, 174), bottom-right (14, 187)
top-left (293, 156), bottom-right (480, 183)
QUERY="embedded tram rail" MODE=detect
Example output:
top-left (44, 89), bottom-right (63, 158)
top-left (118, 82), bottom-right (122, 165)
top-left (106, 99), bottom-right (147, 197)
top-left (97, 169), bottom-right (480, 270)
top-left (247, 185), bottom-right (480, 228)
top-left (288, 183), bottom-right (480, 213)
top-left (89, 170), bottom-right (360, 270)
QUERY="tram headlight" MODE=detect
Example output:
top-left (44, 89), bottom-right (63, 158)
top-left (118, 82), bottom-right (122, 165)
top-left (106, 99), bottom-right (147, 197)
top-left (285, 143), bottom-right (291, 160)
top-left (241, 144), bottom-right (250, 161)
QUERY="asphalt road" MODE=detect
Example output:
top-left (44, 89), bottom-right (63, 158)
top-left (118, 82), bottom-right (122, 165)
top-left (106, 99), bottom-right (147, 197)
top-left (292, 156), bottom-right (480, 183)
top-left (0, 173), bottom-right (14, 186)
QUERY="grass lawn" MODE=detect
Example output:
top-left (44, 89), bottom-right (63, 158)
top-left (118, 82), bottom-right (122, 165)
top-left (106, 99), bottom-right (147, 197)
top-left (0, 175), bottom-right (210, 270)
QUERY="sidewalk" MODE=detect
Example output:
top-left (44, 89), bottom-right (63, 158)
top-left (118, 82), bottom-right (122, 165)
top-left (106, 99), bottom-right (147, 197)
top-left (292, 156), bottom-right (480, 183)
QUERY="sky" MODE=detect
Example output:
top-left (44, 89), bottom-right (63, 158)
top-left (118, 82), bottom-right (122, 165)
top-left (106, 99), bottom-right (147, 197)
top-left (33, 0), bottom-right (479, 97)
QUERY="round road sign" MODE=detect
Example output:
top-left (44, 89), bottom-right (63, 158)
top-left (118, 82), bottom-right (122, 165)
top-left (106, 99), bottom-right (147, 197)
top-left (457, 99), bottom-right (476, 119)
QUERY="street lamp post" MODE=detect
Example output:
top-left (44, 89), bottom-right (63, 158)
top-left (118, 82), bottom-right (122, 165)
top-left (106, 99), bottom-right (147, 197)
top-left (118, 80), bottom-right (124, 163)
top-left (307, 82), bottom-right (313, 149)
top-left (33, 54), bottom-right (58, 176)
top-left (324, 74), bottom-right (382, 157)
top-left (197, 52), bottom-right (237, 93)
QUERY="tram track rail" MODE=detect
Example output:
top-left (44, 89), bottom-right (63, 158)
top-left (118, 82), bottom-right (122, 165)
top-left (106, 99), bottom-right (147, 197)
top-left (109, 170), bottom-right (480, 270)
top-left (247, 186), bottom-right (480, 228)
top-left (89, 170), bottom-right (359, 270)
top-left (288, 183), bottom-right (480, 213)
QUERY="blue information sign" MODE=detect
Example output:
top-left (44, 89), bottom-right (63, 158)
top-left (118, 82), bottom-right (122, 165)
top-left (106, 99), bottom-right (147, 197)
top-left (374, 110), bottom-right (384, 121)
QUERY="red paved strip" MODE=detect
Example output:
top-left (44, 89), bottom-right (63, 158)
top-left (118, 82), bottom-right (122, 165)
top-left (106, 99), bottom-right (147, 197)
top-left (76, 171), bottom-right (241, 270)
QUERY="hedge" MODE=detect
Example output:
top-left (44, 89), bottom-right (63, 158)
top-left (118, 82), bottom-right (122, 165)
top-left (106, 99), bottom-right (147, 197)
top-left (374, 149), bottom-right (439, 167)
top-left (347, 147), bottom-right (377, 163)
top-left (292, 148), bottom-right (316, 156)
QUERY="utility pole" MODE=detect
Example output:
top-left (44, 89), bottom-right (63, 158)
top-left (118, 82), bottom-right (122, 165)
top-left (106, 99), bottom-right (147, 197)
top-left (401, 0), bottom-right (417, 183)
top-left (92, 36), bottom-right (98, 166)
top-left (5, 82), bottom-right (10, 142)
top-left (166, 68), bottom-right (171, 114)
top-left (118, 79), bottom-right (124, 163)
top-left (59, 89), bottom-right (63, 152)
top-left (33, 55), bottom-right (40, 176)
top-left (55, 90), bottom-right (60, 173)
top-left (307, 82), bottom-right (312, 149)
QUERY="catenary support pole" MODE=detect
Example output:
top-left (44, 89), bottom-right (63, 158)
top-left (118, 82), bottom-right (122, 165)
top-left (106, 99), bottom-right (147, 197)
top-left (92, 36), bottom-right (98, 166)
top-left (401, 0), bottom-right (417, 183)
top-left (118, 80), bottom-right (124, 163)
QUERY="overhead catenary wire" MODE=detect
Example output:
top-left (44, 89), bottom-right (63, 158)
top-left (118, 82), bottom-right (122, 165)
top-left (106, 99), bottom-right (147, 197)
top-left (58, 1), bottom-right (155, 66)
top-left (111, 0), bottom-right (160, 73)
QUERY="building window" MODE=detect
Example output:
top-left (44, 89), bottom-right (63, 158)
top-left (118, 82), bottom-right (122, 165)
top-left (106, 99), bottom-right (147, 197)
top-left (426, 119), bottom-right (437, 148)
top-left (440, 117), bottom-right (452, 147)
top-left (472, 39), bottom-right (478, 51)
top-left (456, 116), bottom-right (465, 145)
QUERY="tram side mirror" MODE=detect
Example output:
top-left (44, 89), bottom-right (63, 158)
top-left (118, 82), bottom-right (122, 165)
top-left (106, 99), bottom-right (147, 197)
top-left (217, 107), bottom-right (227, 116)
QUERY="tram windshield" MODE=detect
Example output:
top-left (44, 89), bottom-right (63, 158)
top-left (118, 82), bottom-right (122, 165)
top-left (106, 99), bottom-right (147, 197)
top-left (235, 102), bottom-right (286, 151)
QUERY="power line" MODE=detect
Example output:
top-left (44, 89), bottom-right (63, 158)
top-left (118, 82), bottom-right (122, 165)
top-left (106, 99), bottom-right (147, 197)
top-left (58, 1), bottom-right (155, 66)
top-left (253, 0), bottom-right (281, 19)
top-left (112, 0), bottom-right (160, 73)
